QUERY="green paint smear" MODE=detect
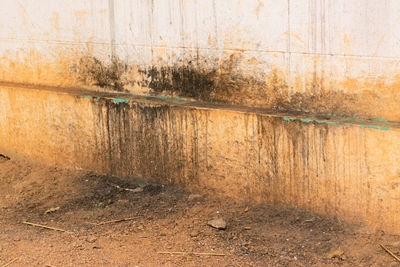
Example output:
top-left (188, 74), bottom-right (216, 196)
top-left (368, 126), bottom-right (380, 130)
top-left (315, 120), bottom-right (336, 125)
top-left (283, 115), bottom-right (392, 131)
top-left (80, 95), bottom-right (91, 98)
top-left (283, 117), bottom-right (296, 121)
top-left (113, 98), bottom-right (129, 103)
top-left (155, 95), bottom-right (183, 100)
top-left (373, 117), bottom-right (388, 122)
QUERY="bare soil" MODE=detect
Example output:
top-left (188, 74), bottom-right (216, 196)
top-left (0, 157), bottom-right (399, 266)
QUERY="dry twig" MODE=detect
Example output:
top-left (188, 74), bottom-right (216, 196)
top-left (109, 183), bottom-right (143, 193)
top-left (1, 258), bottom-right (18, 267)
top-left (158, 251), bottom-right (225, 256)
top-left (23, 221), bottom-right (71, 233)
top-left (380, 244), bottom-right (400, 262)
top-left (91, 217), bottom-right (138, 226)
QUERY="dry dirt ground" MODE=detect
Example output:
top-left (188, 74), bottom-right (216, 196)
top-left (1, 155), bottom-right (400, 266)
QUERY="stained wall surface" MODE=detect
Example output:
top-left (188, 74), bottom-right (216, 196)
top-left (1, 1), bottom-right (400, 233)
top-left (1, 84), bottom-right (400, 233)
top-left (0, 0), bottom-right (399, 120)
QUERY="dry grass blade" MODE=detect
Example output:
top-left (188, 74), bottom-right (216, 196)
top-left (1, 258), bottom-right (18, 267)
top-left (380, 244), bottom-right (400, 262)
top-left (92, 217), bottom-right (138, 226)
top-left (158, 251), bottom-right (225, 256)
top-left (23, 221), bottom-right (71, 233)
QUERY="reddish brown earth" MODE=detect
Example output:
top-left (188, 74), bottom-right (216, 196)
top-left (0, 156), bottom-right (399, 266)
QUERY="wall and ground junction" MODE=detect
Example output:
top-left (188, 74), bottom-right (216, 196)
top-left (1, 1), bottom-right (400, 233)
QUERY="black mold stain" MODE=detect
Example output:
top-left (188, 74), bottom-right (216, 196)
top-left (276, 90), bottom-right (359, 118)
top-left (139, 56), bottom-right (284, 106)
top-left (74, 56), bottom-right (126, 91)
top-left (138, 56), bottom-right (370, 119)
top-left (89, 97), bottom-right (201, 185)
top-left (143, 62), bottom-right (217, 101)
top-left (76, 54), bottom-right (374, 119)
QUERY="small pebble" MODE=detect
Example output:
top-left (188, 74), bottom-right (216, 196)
top-left (207, 217), bottom-right (227, 230)
top-left (86, 236), bottom-right (97, 243)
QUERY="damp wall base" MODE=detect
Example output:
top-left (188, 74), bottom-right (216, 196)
top-left (1, 83), bottom-right (400, 234)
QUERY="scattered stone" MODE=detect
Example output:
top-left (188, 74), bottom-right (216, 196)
top-left (188, 194), bottom-right (202, 201)
top-left (86, 236), bottom-right (97, 243)
top-left (327, 249), bottom-right (344, 259)
top-left (244, 226), bottom-right (252, 230)
top-left (244, 206), bottom-right (249, 212)
top-left (190, 231), bottom-right (199, 237)
top-left (207, 217), bottom-right (227, 230)
top-left (241, 247), bottom-right (249, 255)
top-left (0, 154), bottom-right (10, 163)
top-left (44, 206), bottom-right (60, 214)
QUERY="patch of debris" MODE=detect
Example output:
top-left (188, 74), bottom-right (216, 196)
top-left (0, 154), bottom-right (10, 163)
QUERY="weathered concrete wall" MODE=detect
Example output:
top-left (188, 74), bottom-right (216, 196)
top-left (0, 0), bottom-right (400, 120)
top-left (1, 84), bottom-right (400, 233)
top-left (1, 1), bottom-right (400, 233)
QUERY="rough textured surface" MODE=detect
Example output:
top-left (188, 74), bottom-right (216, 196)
top-left (1, 157), bottom-right (400, 266)
top-left (1, 84), bottom-right (400, 234)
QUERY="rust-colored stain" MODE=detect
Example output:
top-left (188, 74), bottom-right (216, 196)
top-left (255, 0), bottom-right (264, 17)
top-left (50, 12), bottom-right (60, 30)
top-left (343, 33), bottom-right (353, 53)
top-left (17, 2), bottom-right (33, 27)
top-left (289, 33), bottom-right (306, 46)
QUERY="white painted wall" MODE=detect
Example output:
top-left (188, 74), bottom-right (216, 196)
top-left (0, 0), bottom-right (399, 118)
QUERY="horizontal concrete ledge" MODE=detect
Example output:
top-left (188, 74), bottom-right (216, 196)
top-left (1, 83), bottom-right (400, 234)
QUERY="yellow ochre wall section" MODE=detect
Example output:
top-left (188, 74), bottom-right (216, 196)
top-left (1, 85), bottom-right (400, 233)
